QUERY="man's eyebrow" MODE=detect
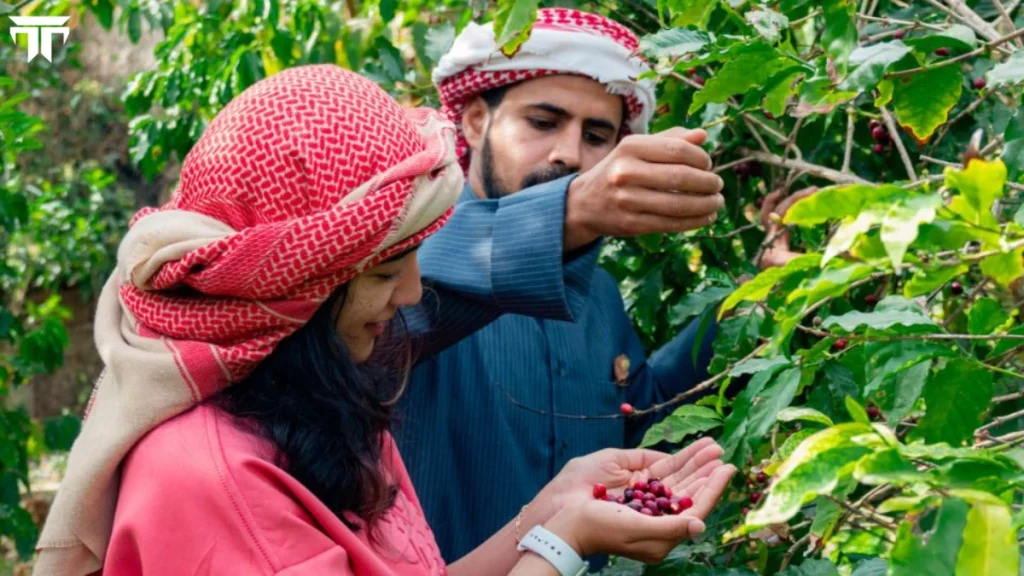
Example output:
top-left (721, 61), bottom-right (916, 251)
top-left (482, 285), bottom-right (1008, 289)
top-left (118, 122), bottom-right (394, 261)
top-left (526, 103), bottom-right (618, 132)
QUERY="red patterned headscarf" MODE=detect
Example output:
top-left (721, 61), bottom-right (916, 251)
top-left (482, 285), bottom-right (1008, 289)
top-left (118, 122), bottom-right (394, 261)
top-left (433, 8), bottom-right (656, 170)
top-left (35, 65), bottom-right (463, 575)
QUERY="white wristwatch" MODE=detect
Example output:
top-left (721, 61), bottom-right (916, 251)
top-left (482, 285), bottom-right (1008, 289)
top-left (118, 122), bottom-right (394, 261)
top-left (516, 525), bottom-right (589, 576)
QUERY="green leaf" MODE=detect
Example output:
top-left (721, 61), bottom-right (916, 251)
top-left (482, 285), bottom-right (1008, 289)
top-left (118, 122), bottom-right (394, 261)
top-left (987, 50), bottom-right (1024, 89)
top-left (917, 359), bottom-right (993, 446)
top-left (746, 423), bottom-right (878, 526)
top-left (850, 559), bottom-right (887, 576)
top-left (779, 559), bottom-right (839, 576)
top-left (777, 407), bottom-right (834, 427)
top-left (668, 0), bottom-right (719, 28)
top-left (1004, 111), bottom-right (1024, 181)
top-left (690, 43), bottom-right (790, 114)
top-left (379, 0), bottom-right (397, 22)
top-left (783, 184), bottom-right (905, 226)
top-left (670, 286), bottom-right (732, 329)
top-left (822, 0), bottom-right (858, 72)
top-left (823, 208), bottom-right (885, 264)
top-left (945, 159), bottom-right (1007, 228)
top-left (493, 0), bottom-right (539, 57)
top-left (844, 395), bottom-right (870, 424)
top-left (43, 413), bottom-right (80, 452)
top-left (746, 8), bottom-right (789, 44)
top-left (127, 9), bottom-right (143, 44)
top-left (882, 359), bottom-right (932, 425)
top-left (718, 254), bottom-right (821, 317)
top-left (823, 297), bottom-right (937, 334)
top-left (640, 405), bottom-right (723, 448)
top-left (904, 264), bottom-right (968, 298)
top-left (87, 0), bottom-right (115, 29)
top-left (980, 247), bottom-right (1024, 289)
top-left (762, 68), bottom-right (803, 117)
top-left (955, 501), bottom-right (1019, 576)
top-left (842, 40), bottom-right (911, 91)
top-left (810, 477), bottom-right (855, 541)
top-left (890, 498), bottom-right (969, 576)
top-left (639, 28), bottom-right (714, 58)
top-left (891, 64), bottom-right (962, 141)
top-left (785, 263), bottom-right (875, 307)
top-left (729, 356), bottom-right (792, 377)
top-left (722, 367), bottom-right (802, 462)
top-left (854, 449), bottom-right (926, 484)
top-left (904, 25), bottom-right (978, 53)
top-left (968, 298), bottom-right (1011, 336)
top-left (880, 194), bottom-right (941, 268)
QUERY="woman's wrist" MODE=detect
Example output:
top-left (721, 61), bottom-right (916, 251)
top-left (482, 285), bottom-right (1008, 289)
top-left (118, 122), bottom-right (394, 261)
top-left (541, 506), bottom-right (587, 558)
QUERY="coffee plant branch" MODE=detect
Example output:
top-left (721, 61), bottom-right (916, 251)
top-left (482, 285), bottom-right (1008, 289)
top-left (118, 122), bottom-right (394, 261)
top-left (880, 105), bottom-right (916, 180)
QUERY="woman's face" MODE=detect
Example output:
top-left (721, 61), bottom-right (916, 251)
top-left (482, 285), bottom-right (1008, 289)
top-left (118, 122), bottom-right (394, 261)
top-left (337, 251), bottom-right (423, 363)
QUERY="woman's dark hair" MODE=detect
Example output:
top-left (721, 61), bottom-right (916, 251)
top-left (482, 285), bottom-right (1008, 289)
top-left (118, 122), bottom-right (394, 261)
top-left (217, 284), bottom-right (409, 532)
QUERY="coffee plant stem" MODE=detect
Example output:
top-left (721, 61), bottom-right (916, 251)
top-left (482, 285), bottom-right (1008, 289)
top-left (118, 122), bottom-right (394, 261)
top-left (993, 390), bottom-right (1024, 404)
top-left (842, 108), bottom-right (856, 174)
top-left (977, 429), bottom-right (1024, 448)
top-left (742, 150), bottom-right (870, 185)
top-left (857, 14), bottom-right (946, 33)
top-left (825, 494), bottom-right (898, 532)
top-left (990, 0), bottom-right (1022, 47)
top-left (880, 106), bottom-right (917, 180)
top-left (976, 407), bottom-right (1024, 434)
top-left (778, 533), bottom-right (812, 572)
top-left (942, 280), bottom-right (988, 329)
top-left (633, 343), bottom-right (771, 417)
top-left (888, 27), bottom-right (1024, 82)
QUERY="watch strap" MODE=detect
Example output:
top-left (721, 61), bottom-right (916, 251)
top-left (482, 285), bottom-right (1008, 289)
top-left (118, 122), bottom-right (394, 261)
top-left (516, 524), bottom-right (589, 576)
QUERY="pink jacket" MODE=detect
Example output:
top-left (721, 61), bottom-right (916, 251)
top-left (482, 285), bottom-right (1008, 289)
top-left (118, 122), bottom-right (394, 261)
top-left (103, 404), bottom-right (448, 575)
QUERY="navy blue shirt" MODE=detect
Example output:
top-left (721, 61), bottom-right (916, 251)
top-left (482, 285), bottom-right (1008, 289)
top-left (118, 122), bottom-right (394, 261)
top-left (396, 176), bottom-right (716, 563)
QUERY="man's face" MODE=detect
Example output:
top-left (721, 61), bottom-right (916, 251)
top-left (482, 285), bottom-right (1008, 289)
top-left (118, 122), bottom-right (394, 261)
top-left (466, 75), bottom-right (625, 198)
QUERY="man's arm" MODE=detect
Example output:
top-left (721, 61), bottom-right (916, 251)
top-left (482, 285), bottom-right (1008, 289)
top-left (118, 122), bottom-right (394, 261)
top-left (403, 176), bottom-right (600, 360)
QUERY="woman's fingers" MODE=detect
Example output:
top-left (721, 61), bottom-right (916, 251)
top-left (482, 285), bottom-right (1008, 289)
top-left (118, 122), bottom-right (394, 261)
top-left (667, 459), bottom-right (722, 495)
top-left (647, 437), bottom-right (720, 481)
top-left (656, 443), bottom-right (724, 488)
top-left (688, 465), bottom-right (737, 519)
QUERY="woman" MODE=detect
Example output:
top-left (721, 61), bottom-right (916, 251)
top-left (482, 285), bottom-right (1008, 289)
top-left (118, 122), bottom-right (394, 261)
top-left (34, 65), bottom-right (734, 576)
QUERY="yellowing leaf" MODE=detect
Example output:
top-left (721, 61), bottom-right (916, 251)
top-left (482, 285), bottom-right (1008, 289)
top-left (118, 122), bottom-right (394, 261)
top-left (891, 65), bottom-right (962, 141)
top-left (979, 247), bottom-right (1024, 288)
top-left (718, 253), bottom-right (822, 318)
top-left (945, 159), bottom-right (1007, 228)
top-left (880, 194), bottom-right (941, 268)
top-left (955, 501), bottom-right (1019, 576)
top-left (493, 0), bottom-right (539, 57)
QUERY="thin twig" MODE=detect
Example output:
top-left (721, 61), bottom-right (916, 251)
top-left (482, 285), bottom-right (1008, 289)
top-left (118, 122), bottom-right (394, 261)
top-left (741, 150), bottom-right (870, 185)
top-left (994, 390), bottom-right (1024, 404)
top-left (858, 14), bottom-right (946, 32)
top-left (976, 429), bottom-right (1024, 448)
top-left (943, 0), bottom-right (1006, 43)
top-left (825, 495), bottom-right (898, 531)
top-left (991, 0), bottom-right (1024, 47)
top-left (977, 407), bottom-right (1024, 433)
top-left (842, 108), bottom-right (856, 174)
top-left (880, 106), bottom-right (916, 181)
top-left (778, 534), bottom-right (811, 571)
top-left (633, 343), bottom-right (771, 417)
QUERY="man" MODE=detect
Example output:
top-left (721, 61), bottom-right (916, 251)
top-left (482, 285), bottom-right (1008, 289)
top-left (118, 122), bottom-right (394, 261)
top-left (395, 8), bottom-right (727, 563)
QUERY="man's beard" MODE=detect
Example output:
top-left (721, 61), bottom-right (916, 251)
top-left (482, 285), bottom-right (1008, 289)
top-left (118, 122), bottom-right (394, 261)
top-left (480, 131), bottom-right (577, 199)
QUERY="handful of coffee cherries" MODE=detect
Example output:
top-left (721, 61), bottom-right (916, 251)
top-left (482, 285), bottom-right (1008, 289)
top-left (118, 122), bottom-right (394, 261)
top-left (592, 479), bottom-right (694, 516)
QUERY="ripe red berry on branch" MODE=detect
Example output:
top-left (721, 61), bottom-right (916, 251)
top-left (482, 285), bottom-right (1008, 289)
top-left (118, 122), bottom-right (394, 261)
top-left (832, 338), bottom-right (848, 352)
top-left (935, 47), bottom-right (951, 56)
top-left (620, 403), bottom-right (634, 415)
top-left (951, 281), bottom-right (964, 295)
top-left (973, 77), bottom-right (987, 90)
top-left (893, 29), bottom-right (906, 39)
top-left (873, 144), bottom-right (886, 155)
top-left (867, 405), bottom-right (881, 419)
top-left (865, 294), bottom-right (879, 306)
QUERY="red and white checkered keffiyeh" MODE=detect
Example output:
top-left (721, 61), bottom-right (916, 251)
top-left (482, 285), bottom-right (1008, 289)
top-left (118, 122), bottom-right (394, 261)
top-left (35, 65), bottom-right (464, 576)
top-left (433, 8), bottom-right (656, 170)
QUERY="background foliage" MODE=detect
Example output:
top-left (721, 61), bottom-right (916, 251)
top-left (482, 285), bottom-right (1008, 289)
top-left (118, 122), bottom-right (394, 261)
top-left (2, 0), bottom-right (1024, 573)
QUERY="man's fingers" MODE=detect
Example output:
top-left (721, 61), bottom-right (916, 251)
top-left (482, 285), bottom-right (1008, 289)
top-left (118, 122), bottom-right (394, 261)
top-left (667, 458), bottom-right (723, 494)
top-left (622, 163), bottom-right (724, 196)
top-left (619, 133), bottom-right (714, 170)
top-left (616, 212), bottom-right (720, 237)
top-left (617, 187), bottom-right (724, 219)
